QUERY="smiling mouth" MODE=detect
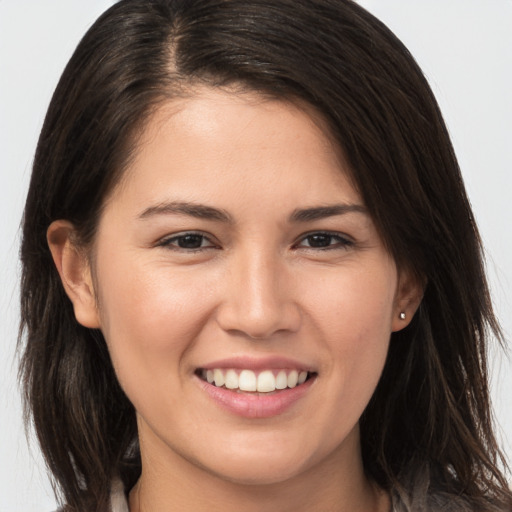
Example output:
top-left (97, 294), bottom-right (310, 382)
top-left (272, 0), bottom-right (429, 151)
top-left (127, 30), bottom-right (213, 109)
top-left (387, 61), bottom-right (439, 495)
top-left (196, 368), bottom-right (315, 393)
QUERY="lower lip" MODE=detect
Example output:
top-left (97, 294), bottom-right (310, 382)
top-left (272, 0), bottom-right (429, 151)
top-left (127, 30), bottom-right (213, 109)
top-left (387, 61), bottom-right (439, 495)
top-left (197, 376), bottom-right (316, 419)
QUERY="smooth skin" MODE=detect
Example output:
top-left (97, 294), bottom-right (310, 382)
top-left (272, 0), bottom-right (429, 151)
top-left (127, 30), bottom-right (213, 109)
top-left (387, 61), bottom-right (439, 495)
top-left (48, 87), bottom-right (423, 512)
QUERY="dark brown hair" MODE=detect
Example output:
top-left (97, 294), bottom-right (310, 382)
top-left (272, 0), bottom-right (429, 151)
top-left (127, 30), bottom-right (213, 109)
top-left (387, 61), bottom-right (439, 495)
top-left (19, 1), bottom-right (511, 511)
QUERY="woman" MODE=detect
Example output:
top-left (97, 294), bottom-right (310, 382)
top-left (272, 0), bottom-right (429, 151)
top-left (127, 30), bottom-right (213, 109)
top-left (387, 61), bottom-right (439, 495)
top-left (19, 1), bottom-right (512, 511)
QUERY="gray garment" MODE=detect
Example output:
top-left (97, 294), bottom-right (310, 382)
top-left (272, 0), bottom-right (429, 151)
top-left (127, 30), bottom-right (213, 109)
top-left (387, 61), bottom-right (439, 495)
top-left (54, 480), bottom-right (129, 512)
top-left (110, 479), bottom-right (129, 512)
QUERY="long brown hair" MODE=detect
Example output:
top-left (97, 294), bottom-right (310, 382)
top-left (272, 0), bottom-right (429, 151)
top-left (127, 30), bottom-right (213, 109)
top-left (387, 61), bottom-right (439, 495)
top-left (19, 1), bottom-right (511, 510)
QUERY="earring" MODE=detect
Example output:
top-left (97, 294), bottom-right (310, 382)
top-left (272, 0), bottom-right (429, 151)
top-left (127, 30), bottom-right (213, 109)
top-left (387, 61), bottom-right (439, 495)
top-left (399, 312), bottom-right (406, 320)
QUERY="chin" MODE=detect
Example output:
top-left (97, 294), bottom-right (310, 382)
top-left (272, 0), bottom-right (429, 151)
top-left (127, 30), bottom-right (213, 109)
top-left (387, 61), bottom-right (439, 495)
top-left (188, 441), bottom-right (320, 487)
top-left (208, 460), bottom-right (306, 487)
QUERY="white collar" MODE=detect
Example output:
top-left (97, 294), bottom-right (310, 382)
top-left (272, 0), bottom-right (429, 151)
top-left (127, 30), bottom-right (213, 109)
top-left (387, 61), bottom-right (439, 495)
top-left (110, 479), bottom-right (129, 512)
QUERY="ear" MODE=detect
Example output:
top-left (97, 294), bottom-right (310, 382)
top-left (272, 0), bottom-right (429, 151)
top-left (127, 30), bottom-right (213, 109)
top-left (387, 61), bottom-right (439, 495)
top-left (47, 220), bottom-right (101, 329)
top-left (391, 269), bottom-right (425, 332)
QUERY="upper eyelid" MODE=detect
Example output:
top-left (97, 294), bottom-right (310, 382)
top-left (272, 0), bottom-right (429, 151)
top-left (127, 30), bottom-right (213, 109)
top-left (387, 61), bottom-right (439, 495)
top-left (157, 231), bottom-right (217, 247)
top-left (294, 230), bottom-right (354, 244)
top-left (155, 230), bottom-right (354, 249)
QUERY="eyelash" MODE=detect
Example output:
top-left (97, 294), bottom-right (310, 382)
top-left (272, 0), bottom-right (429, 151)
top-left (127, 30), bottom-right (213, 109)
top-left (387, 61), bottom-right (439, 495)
top-left (294, 231), bottom-right (354, 251)
top-left (157, 232), bottom-right (218, 252)
top-left (157, 231), bottom-right (354, 253)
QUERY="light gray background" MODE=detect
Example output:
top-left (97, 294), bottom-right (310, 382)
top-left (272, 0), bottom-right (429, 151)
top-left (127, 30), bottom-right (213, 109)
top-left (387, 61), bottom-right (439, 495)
top-left (1, 1), bottom-right (510, 510)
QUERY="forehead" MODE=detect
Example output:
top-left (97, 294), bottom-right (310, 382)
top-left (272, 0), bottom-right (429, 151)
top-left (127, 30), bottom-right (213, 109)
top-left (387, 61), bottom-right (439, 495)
top-left (138, 87), bottom-right (342, 160)
top-left (108, 86), bottom-right (361, 213)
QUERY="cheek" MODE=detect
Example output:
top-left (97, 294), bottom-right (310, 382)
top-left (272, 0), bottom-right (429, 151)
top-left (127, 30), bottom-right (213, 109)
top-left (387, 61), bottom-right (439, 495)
top-left (302, 262), bottom-right (396, 398)
top-left (302, 261), bottom-right (396, 339)
top-left (94, 254), bottom-right (217, 379)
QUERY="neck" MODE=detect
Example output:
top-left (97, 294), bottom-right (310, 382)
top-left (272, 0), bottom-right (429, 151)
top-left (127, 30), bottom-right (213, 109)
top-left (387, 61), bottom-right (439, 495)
top-left (129, 427), bottom-right (390, 512)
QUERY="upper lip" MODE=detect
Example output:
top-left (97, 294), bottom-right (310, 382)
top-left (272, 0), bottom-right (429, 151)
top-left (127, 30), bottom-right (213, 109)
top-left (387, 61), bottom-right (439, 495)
top-left (197, 356), bottom-right (316, 372)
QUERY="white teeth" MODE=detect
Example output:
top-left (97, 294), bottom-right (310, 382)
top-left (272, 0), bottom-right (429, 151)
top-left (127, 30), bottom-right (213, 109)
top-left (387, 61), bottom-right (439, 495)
top-left (287, 370), bottom-right (298, 388)
top-left (275, 370), bottom-right (288, 390)
top-left (202, 368), bottom-right (310, 392)
top-left (213, 368), bottom-right (225, 387)
top-left (257, 370), bottom-right (276, 392)
top-left (225, 369), bottom-right (239, 389)
top-left (239, 370), bottom-right (257, 391)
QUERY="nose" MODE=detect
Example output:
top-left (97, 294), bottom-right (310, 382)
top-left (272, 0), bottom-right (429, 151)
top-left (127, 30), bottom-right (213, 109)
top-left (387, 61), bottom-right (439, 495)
top-left (215, 248), bottom-right (301, 340)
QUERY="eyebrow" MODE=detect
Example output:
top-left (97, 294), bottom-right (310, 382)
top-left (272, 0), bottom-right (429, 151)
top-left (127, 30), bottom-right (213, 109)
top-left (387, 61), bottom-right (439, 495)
top-left (138, 201), bottom-right (233, 223)
top-left (138, 201), bottom-right (367, 223)
top-left (289, 204), bottom-right (368, 222)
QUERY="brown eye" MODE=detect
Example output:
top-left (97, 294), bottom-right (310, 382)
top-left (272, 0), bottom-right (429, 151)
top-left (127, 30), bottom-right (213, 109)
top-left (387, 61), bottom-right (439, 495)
top-left (305, 234), bottom-right (334, 248)
top-left (297, 232), bottom-right (353, 250)
top-left (176, 234), bottom-right (206, 249)
top-left (159, 232), bottom-right (217, 251)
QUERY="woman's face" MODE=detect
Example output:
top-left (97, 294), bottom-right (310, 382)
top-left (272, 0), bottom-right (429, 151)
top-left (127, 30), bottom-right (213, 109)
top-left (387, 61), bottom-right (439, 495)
top-left (77, 88), bottom-right (415, 485)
